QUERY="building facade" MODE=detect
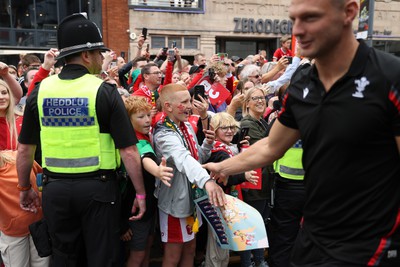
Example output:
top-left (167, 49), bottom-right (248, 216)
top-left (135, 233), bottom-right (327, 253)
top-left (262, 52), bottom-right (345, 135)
top-left (125, 0), bottom-right (400, 61)
top-left (0, 0), bottom-right (400, 65)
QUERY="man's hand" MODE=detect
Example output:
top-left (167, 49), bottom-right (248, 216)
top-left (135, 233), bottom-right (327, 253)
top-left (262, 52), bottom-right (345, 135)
top-left (0, 62), bottom-right (9, 77)
top-left (43, 48), bottom-right (58, 70)
top-left (203, 162), bottom-right (228, 186)
top-left (277, 56), bottom-right (289, 70)
top-left (137, 34), bottom-right (145, 48)
top-left (20, 189), bottom-right (40, 213)
top-left (129, 198), bottom-right (146, 221)
top-left (204, 179), bottom-right (226, 207)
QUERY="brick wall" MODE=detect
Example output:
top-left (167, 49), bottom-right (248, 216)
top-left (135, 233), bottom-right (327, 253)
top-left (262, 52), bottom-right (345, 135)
top-left (102, 0), bottom-right (130, 60)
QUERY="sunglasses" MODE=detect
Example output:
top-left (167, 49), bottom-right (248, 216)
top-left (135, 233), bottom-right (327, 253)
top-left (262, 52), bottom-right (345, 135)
top-left (250, 96), bottom-right (265, 102)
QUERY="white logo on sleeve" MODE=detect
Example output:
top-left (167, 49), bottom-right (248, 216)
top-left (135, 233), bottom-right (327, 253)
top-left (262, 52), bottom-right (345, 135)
top-left (303, 87), bottom-right (309, 99)
top-left (352, 77), bottom-right (370, 98)
top-left (387, 249), bottom-right (397, 259)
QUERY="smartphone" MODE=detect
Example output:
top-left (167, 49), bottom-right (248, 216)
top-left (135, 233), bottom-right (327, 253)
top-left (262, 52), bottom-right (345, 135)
top-left (194, 85), bottom-right (206, 101)
top-left (286, 56), bottom-right (293, 64)
top-left (142, 27), bottom-right (147, 40)
top-left (146, 43), bottom-right (150, 53)
top-left (110, 61), bottom-right (117, 68)
top-left (217, 53), bottom-right (228, 61)
top-left (172, 41), bottom-right (177, 48)
top-left (120, 51), bottom-right (125, 59)
top-left (208, 68), bottom-right (215, 83)
top-left (168, 49), bottom-right (175, 61)
top-left (237, 127), bottom-right (250, 150)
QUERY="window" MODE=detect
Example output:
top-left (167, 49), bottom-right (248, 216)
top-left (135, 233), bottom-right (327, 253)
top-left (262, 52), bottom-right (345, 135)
top-left (151, 36), bottom-right (166, 48)
top-left (184, 37), bottom-right (198, 49)
top-left (151, 36), bottom-right (199, 50)
top-left (0, 0), bottom-right (88, 47)
top-left (167, 37), bottom-right (181, 48)
top-left (129, 0), bottom-right (204, 14)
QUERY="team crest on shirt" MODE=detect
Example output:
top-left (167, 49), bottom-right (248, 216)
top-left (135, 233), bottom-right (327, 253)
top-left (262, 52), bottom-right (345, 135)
top-left (387, 249), bottom-right (398, 259)
top-left (353, 77), bottom-right (370, 98)
top-left (303, 87), bottom-right (309, 99)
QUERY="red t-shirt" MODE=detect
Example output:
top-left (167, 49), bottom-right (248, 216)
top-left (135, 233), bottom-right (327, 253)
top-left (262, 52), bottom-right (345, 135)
top-left (273, 48), bottom-right (294, 61)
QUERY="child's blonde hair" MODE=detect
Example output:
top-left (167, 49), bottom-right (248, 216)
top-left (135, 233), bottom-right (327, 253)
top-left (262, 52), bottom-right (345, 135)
top-left (0, 150), bottom-right (16, 168)
top-left (210, 112), bottom-right (239, 134)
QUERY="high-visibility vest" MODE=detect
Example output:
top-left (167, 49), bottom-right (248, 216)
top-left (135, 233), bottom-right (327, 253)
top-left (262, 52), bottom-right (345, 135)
top-left (275, 140), bottom-right (304, 180)
top-left (37, 74), bottom-right (120, 174)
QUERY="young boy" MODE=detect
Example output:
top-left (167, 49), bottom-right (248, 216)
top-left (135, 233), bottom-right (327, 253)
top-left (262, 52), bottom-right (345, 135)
top-left (122, 95), bottom-right (173, 267)
top-left (153, 83), bottom-right (226, 267)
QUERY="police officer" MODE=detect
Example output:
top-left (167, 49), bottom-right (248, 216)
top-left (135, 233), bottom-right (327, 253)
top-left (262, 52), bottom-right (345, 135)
top-left (268, 140), bottom-right (305, 267)
top-left (17, 13), bottom-right (146, 267)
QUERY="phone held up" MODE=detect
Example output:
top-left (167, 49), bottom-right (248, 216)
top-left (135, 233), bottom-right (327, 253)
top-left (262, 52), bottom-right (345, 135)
top-left (142, 27), bottom-right (147, 40)
top-left (237, 127), bottom-right (249, 150)
top-left (168, 49), bottom-right (175, 61)
top-left (286, 56), bottom-right (293, 64)
top-left (194, 85), bottom-right (206, 102)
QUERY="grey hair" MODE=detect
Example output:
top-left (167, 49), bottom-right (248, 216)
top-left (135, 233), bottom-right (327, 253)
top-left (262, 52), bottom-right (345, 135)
top-left (239, 64), bottom-right (260, 80)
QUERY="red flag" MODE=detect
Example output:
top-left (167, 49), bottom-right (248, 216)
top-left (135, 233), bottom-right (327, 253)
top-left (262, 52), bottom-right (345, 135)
top-left (291, 35), bottom-right (297, 55)
top-left (196, 77), bottom-right (231, 108)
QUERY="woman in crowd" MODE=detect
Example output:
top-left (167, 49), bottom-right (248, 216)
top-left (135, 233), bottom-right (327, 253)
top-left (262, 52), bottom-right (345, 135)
top-left (0, 79), bottom-right (22, 151)
top-left (0, 150), bottom-right (50, 267)
top-left (238, 87), bottom-right (271, 267)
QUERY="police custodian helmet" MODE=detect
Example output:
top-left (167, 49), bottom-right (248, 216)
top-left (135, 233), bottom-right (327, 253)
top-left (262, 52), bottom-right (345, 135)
top-left (56, 13), bottom-right (109, 59)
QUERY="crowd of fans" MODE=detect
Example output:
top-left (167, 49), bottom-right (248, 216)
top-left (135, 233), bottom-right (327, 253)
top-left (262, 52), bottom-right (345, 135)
top-left (3, 0), bottom-right (400, 265)
top-left (0, 32), bottom-right (308, 267)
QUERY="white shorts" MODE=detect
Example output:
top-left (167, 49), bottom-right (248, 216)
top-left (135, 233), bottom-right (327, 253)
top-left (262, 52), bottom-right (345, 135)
top-left (159, 209), bottom-right (197, 243)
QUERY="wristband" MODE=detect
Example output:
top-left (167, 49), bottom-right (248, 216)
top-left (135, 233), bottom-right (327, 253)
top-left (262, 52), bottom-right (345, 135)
top-left (17, 184), bottom-right (32, 191)
top-left (201, 115), bottom-right (209, 120)
top-left (136, 194), bottom-right (146, 200)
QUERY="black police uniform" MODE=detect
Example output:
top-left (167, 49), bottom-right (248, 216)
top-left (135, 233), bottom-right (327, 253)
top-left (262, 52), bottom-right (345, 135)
top-left (19, 64), bottom-right (138, 266)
